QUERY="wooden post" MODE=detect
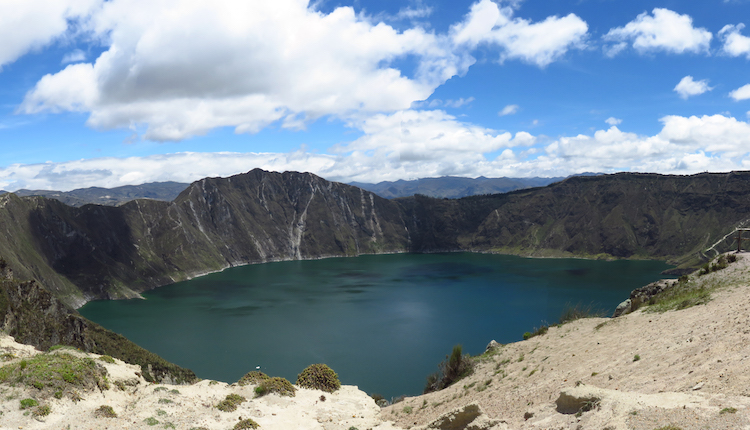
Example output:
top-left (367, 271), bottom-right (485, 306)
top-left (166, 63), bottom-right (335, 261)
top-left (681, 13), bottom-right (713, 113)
top-left (736, 229), bottom-right (750, 253)
top-left (739, 230), bottom-right (743, 253)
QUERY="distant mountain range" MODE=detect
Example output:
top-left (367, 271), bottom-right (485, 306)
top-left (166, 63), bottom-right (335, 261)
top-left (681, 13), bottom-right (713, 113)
top-left (0, 175), bottom-right (586, 206)
top-left (0, 182), bottom-right (189, 207)
top-left (350, 176), bottom-right (564, 199)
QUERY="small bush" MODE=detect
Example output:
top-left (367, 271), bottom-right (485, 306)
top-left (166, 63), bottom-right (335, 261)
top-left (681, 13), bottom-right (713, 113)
top-left (215, 393), bottom-right (246, 412)
top-left (94, 405), bottom-right (117, 418)
top-left (20, 398), bottom-right (38, 409)
top-left (423, 345), bottom-right (474, 394)
top-left (144, 417), bottom-right (159, 426)
top-left (33, 404), bottom-right (51, 417)
top-left (1, 353), bottom-right (109, 398)
top-left (297, 364), bottom-right (341, 393)
top-left (234, 419), bottom-right (260, 429)
top-left (720, 407), bottom-right (737, 414)
top-left (523, 324), bottom-right (549, 340)
top-left (402, 405), bottom-right (413, 414)
top-left (255, 376), bottom-right (296, 397)
top-left (633, 355), bottom-right (641, 362)
top-left (158, 398), bottom-right (173, 404)
top-left (559, 304), bottom-right (604, 324)
top-left (238, 370), bottom-right (270, 386)
top-left (98, 355), bottom-right (115, 364)
top-left (371, 393), bottom-right (386, 405)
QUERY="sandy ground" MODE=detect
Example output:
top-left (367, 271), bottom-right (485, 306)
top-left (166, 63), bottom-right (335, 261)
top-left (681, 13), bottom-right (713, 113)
top-left (4, 253), bottom-right (750, 429)
top-left (384, 253), bottom-right (750, 429)
top-left (0, 338), bottom-right (402, 430)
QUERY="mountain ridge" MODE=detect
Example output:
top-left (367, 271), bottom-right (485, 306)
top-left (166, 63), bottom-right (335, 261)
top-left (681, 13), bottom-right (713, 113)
top-left (2, 169), bottom-right (750, 307)
top-left (1, 181), bottom-right (189, 207)
top-left (350, 176), bottom-right (564, 199)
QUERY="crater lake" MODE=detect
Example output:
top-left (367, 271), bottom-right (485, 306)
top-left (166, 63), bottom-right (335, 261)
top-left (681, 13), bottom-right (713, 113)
top-left (79, 253), bottom-right (673, 399)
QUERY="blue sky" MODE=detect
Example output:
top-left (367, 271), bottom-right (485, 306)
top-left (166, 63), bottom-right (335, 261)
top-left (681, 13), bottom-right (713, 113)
top-left (2, 0), bottom-right (750, 191)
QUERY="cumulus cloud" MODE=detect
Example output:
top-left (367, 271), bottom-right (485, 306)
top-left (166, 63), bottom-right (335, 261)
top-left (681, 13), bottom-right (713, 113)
top-left (603, 9), bottom-right (712, 56)
top-left (17, 0), bottom-right (588, 142)
top-left (499, 104), bottom-right (519, 116)
top-left (20, 0), bottom-right (468, 141)
top-left (333, 109), bottom-right (532, 171)
top-left (719, 23), bottom-right (750, 58)
top-left (451, 0), bottom-right (588, 67)
top-left (0, 151), bottom-right (338, 192)
top-left (4, 113), bottom-right (750, 190)
top-left (729, 84), bottom-right (750, 101)
top-left (674, 76), bottom-right (713, 99)
top-left (0, 0), bottom-right (101, 69)
top-left (605, 117), bottom-right (622, 125)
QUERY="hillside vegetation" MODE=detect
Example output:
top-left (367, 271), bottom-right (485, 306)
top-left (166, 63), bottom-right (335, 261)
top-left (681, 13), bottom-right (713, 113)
top-left (1, 169), bottom-right (750, 306)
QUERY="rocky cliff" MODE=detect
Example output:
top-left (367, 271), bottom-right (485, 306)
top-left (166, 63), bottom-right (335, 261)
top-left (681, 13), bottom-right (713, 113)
top-left (0, 259), bottom-right (196, 383)
top-left (2, 169), bottom-right (750, 307)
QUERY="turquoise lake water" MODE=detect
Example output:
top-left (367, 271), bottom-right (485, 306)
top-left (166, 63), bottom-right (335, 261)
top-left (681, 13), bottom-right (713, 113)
top-left (79, 253), bottom-right (672, 399)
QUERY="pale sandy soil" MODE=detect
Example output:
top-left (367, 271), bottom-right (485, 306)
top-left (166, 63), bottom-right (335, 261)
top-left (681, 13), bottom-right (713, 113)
top-left (383, 253), bottom-right (750, 430)
top-left (4, 253), bottom-right (750, 430)
top-left (0, 339), bottom-right (401, 430)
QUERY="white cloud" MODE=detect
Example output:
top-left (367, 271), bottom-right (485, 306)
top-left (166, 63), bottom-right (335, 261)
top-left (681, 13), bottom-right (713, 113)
top-left (397, 5), bottom-right (433, 20)
top-left (674, 76), bottom-right (713, 99)
top-left (4, 113), bottom-right (750, 190)
top-left (729, 84), bottom-right (750, 101)
top-left (499, 104), bottom-right (519, 116)
top-left (0, 152), bottom-right (338, 192)
top-left (334, 109), bottom-right (531, 163)
top-left (605, 117), bottom-right (622, 125)
top-left (451, 0), bottom-right (588, 67)
top-left (61, 49), bottom-right (86, 64)
top-left (719, 23), bottom-right (750, 58)
top-left (0, 0), bottom-right (101, 69)
top-left (20, 0), bottom-right (471, 141)
top-left (603, 9), bottom-right (712, 56)
top-left (16, 0), bottom-right (591, 142)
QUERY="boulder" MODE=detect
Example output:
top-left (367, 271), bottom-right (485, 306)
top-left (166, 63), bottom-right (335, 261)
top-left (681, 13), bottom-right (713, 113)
top-left (485, 340), bottom-right (501, 353)
top-left (612, 299), bottom-right (631, 317)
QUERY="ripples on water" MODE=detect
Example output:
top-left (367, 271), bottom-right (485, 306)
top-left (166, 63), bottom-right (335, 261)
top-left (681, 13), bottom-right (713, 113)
top-left (80, 253), bottom-right (672, 399)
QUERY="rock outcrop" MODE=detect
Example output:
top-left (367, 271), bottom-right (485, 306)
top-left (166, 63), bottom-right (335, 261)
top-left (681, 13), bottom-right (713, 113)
top-left (0, 260), bottom-right (196, 384)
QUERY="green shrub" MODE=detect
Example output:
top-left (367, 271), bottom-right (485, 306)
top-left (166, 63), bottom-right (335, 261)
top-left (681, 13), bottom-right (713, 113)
top-left (1, 353), bottom-right (108, 398)
top-left (233, 418), bottom-right (260, 429)
top-left (720, 407), bottom-right (737, 414)
top-left (523, 324), bottom-right (549, 340)
top-left (255, 377), bottom-right (296, 397)
top-left (94, 405), bottom-right (117, 418)
top-left (144, 417), bottom-right (159, 426)
top-left (33, 404), bottom-right (51, 417)
top-left (237, 371), bottom-right (269, 386)
top-left (216, 393), bottom-right (246, 412)
top-left (296, 364), bottom-right (341, 393)
top-left (19, 398), bottom-right (38, 409)
top-left (423, 345), bottom-right (474, 394)
top-left (98, 355), bottom-right (115, 364)
top-left (633, 354), bottom-right (640, 362)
